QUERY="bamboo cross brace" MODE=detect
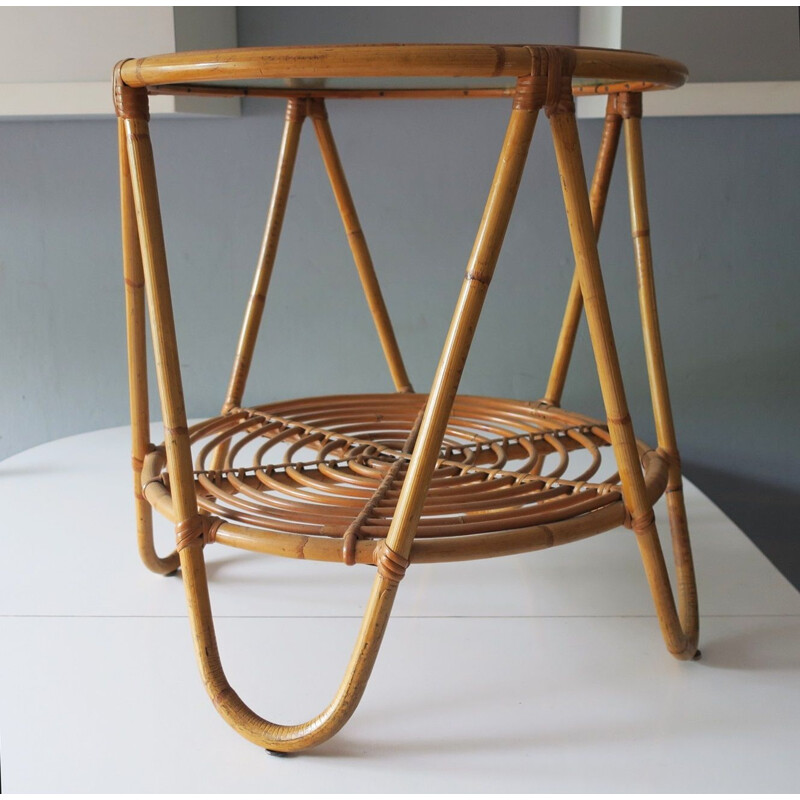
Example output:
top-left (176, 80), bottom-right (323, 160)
top-left (544, 94), bottom-right (622, 406)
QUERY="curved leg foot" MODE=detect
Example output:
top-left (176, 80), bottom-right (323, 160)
top-left (634, 477), bottom-right (699, 661)
top-left (618, 100), bottom-right (699, 660)
top-left (180, 543), bottom-right (400, 752)
top-left (136, 498), bottom-right (180, 575)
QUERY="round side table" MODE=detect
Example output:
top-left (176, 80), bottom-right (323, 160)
top-left (114, 44), bottom-right (699, 752)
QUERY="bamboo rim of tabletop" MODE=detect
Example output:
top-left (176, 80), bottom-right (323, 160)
top-left (118, 44), bottom-right (687, 95)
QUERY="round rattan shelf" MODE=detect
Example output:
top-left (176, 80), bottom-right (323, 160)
top-left (141, 394), bottom-right (668, 566)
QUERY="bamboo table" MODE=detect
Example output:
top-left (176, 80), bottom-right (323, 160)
top-left (115, 44), bottom-right (700, 753)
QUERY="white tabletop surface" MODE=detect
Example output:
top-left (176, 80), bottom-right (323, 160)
top-left (1, 424), bottom-right (799, 792)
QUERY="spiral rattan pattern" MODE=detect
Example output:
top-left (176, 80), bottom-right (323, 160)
top-left (142, 394), bottom-right (667, 564)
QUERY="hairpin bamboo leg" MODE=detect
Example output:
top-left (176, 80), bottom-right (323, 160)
top-left (116, 69), bottom-right (543, 752)
top-left (119, 83), bottom-right (376, 752)
top-left (116, 74), bottom-right (407, 752)
top-left (621, 92), bottom-right (699, 649)
top-left (119, 118), bottom-right (179, 575)
top-left (383, 77), bottom-right (541, 563)
top-left (309, 99), bottom-right (413, 393)
top-left (544, 95), bottom-right (621, 407)
top-left (549, 90), bottom-right (698, 660)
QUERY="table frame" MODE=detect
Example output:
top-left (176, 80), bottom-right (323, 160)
top-left (115, 45), bottom-right (699, 752)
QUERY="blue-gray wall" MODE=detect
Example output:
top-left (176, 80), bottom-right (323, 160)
top-left (1, 7), bottom-right (798, 585)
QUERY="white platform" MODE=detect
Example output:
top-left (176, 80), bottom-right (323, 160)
top-left (1, 424), bottom-right (799, 792)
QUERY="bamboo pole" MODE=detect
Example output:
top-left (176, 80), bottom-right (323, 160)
top-left (549, 96), bottom-right (697, 660)
top-left (124, 122), bottom-right (198, 529)
top-left (221, 99), bottom-right (307, 415)
top-left (119, 119), bottom-right (179, 575)
top-left (179, 538), bottom-right (401, 752)
top-left (212, 99), bottom-right (307, 471)
top-left (119, 75), bottom-right (412, 754)
top-left (622, 94), bottom-right (698, 645)
top-left (310, 100), bottom-right (413, 393)
top-left (118, 45), bottom-right (688, 92)
top-left (149, 83), bottom-right (516, 101)
top-left (384, 79), bottom-right (541, 562)
top-left (544, 95), bottom-right (622, 406)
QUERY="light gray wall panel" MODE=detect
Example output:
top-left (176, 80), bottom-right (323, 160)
top-left (623, 7), bottom-right (800, 82)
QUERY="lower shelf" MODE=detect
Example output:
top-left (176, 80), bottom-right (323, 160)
top-left (141, 393), bottom-right (668, 564)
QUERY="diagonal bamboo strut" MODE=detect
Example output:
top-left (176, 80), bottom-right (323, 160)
top-left (309, 99), bottom-right (413, 393)
top-left (221, 98), bottom-right (306, 410)
top-left (549, 95), bottom-right (698, 660)
top-left (119, 119), bottom-right (179, 575)
top-left (119, 73), bottom-right (544, 752)
top-left (621, 94), bottom-right (698, 642)
top-left (384, 81), bottom-right (541, 562)
top-left (212, 99), bottom-right (306, 472)
top-left (544, 94), bottom-right (622, 406)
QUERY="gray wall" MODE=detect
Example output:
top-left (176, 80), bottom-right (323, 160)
top-left (1, 7), bottom-right (798, 585)
top-left (622, 6), bottom-right (800, 82)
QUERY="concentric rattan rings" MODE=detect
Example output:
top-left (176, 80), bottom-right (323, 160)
top-left (141, 394), bottom-right (669, 566)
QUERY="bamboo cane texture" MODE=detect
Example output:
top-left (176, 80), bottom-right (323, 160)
top-left (623, 104), bottom-right (699, 652)
top-left (550, 105), bottom-right (697, 659)
top-left (118, 45), bottom-right (687, 92)
top-left (310, 100), bottom-right (412, 393)
top-left (221, 99), bottom-right (307, 414)
top-left (115, 44), bottom-right (701, 753)
top-left (140, 392), bottom-right (669, 565)
top-left (119, 120), bottom-right (179, 575)
top-left (544, 96), bottom-right (622, 406)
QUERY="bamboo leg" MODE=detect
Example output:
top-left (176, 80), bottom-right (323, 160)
top-left (544, 95), bottom-right (621, 406)
top-left (119, 119), bottom-right (179, 575)
top-left (310, 100), bottom-right (413, 393)
top-left (384, 79), bottom-right (541, 562)
top-left (124, 136), bottom-right (197, 532)
top-left (181, 81), bottom-right (539, 751)
top-left (180, 539), bottom-right (402, 752)
top-left (549, 94), bottom-right (698, 660)
top-left (621, 93), bottom-right (699, 646)
top-left (117, 75), bottom-right (411, 753)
